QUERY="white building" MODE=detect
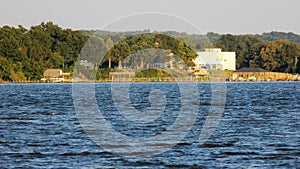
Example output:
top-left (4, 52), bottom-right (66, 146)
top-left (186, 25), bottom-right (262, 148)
top-left (194, 48), bottom-right (236, 71)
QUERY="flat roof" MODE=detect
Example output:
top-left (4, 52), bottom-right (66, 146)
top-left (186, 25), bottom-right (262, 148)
top-left (235, 68), bottom-right (268, 72)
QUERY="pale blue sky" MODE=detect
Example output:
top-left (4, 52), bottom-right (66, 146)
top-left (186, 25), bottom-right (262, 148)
top-left (0, 0), bottom-right (299, 34)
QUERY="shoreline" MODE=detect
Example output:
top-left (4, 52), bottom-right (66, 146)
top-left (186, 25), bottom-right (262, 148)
top-left (1, 79), bottom-right (299, 84)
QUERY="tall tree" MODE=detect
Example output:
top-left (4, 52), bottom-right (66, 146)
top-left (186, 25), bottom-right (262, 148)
top-left (105, 37), bottom-right (114, 68)
top-left (260, 40), bottom-right (300, 73)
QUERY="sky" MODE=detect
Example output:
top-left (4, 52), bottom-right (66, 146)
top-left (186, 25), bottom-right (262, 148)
top-left (0, 0), bottom-right (299, 35)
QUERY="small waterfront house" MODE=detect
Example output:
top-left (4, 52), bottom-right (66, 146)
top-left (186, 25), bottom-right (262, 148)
top-left (42, 69), bottom-right (70, 82)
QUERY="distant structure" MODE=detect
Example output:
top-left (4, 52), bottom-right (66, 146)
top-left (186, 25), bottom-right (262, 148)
top-left (109, 71), bottom-right (136, 82)
top-left (42, 69), bottom-right (70, 82)
top-left (193, 48), bottom-right (236, 72)
top-left (79, 60), bottom-right (95, 69)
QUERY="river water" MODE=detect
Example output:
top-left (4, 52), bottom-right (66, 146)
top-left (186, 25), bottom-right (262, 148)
top-left (0, 82), bottom-right (299, 168)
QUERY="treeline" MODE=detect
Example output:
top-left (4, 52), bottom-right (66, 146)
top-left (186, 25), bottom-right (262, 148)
top-left (260, 31), bottom-right (300, 44)
top-left (1, 22), bottom-right (300, 81)
top-left (0, 22), bottom-right (88, 81)
top-left (85, 30), bottom-right (300, 74)
top-left (214, 34), bottom-right (300, 73)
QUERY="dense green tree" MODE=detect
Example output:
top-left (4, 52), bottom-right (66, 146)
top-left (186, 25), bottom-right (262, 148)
top-left (207, 32), bottom-right (221, 44)
top-left (0, 22), bottom-right (88, 81)
top-left (0, 26), bottom-right (27, 61)
top-left (105, 33), bottom-right (197, 68)
top-left (9, 62), bottom-right (26, 81)
top-left (215, 34), bottom-right (238, 51)
top-left (236, 35), bottom-right (265, 68)
top-left (260, 40), bottom-right (300, 73)
top-left (0, 56), bottom-right (10, 80)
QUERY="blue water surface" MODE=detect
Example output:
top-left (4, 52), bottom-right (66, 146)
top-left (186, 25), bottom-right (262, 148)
top-left (0, 82), bottom-right (299, 168)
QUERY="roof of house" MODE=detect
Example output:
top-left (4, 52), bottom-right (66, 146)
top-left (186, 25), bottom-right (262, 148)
top-left (235, 68), bottom-right (269, 72)
top-left (44, 69), bottom-right (62, 77)
top-left (195, 52), bottom-right (221, 64)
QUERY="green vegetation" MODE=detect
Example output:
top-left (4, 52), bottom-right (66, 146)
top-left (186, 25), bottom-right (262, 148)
top-left (1, 22), bottom-right (300, 82)
top-left (105, 33), bottom-right (198, 67)
top-left (0, 22), bottom-right (88, 81)
top-left (260, 31), bottom-right (300, 44)
top-left (136, 69), bottom-right (172, 78)
top-left (214, 34), bottom-right (300, 73)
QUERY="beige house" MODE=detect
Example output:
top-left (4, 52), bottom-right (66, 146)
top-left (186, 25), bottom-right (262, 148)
top-left (42, 69), bottom-right (70, 82)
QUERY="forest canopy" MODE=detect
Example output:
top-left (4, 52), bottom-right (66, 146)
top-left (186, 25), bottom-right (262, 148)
top-left (0, 22), bottom-right (88, 81)
top-left (0, 22), bottom-right (300, 81)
